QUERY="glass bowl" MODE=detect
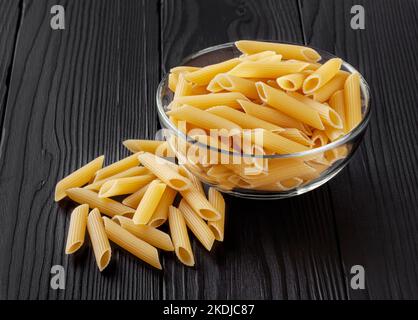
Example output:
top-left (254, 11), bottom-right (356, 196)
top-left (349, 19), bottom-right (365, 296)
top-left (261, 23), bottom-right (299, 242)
top-left (156, 42), bottom-right (371, 199)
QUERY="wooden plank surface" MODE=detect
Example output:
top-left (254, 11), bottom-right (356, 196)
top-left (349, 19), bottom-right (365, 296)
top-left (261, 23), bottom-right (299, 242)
top-left (300, 0), bottom-right (418, 299)
top-left (161, 0), bottom-right (346, 300)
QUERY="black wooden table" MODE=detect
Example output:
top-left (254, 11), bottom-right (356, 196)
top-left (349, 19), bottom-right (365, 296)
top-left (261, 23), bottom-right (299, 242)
top-left (0, 0), bottom-right (417, 300)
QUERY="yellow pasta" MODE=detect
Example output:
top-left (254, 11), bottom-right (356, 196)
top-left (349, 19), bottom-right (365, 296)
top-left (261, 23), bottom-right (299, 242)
top-left (85, 166), bottom-right (150, 191)
top-left (235, 40), bottom-right (321, 62)
top-left (303, 58), bottom-right (342, 94)
top-left (123, 139), bottom-right (167, 155)
top-left (122, 182), bottom-right (151, 208)
top-left (148, 186), bottom-right (178, 227)
top-left (207, 74), bottom-right (259, 99)
top-left (55, 155), bottom-right (104, 201)
top-left (179, 166), bottom-right (205, 195)
top-left (98, 174), bottom-right (155, 198)
top-left (180, 187), bottom-right (221, 221)
top-left (66, 188), bottom-right (135, 217)
top-left (276, 72), bottom-right (310, 92)
top-left (178, 199), bottom-right (215, 251)
top-left (138, 152), bottom-right (192, 191)
top-left (329, 90), bottom-right (346, 132)
top-left (184, 58), bottom-right (241, 85)
top-left (311, 71), bottom-right (349, 102)
top-left (312, 130), bottom-right (329, 148)
top-left (112, 215), bottom-right (174, 251)
top-left (255, 82), bottom-right (324, 129)
top-left (132, 179), bottom-right (167, 225)
top-left (260, 130), bottom-right (310, 154)
top-left (94, 153), bottom-right (141, 182)
top-left (174, 72), bottom-right (193, 100)
top-left (276, 177), bottom-right (304, 190)
top-left (170, 66), bottom-right (201, 74)
top-left (238, 99), bottom-right (308, 133)
top-left (87, 209), bottom-right (111, 271)
top-left (324, 126), bottom-right (345, 141)
top-left (168, 206), bottom-right (195, 266)
top-left (103, 217), bottom-right (162, 269)
top-left (168, 72), bottom-right (178, 92)
top-left (207, 188), bottom-right (225, 242)
top-left (228, 61), bottom-right (308, 78)
top-left (280, 128), bottom-right (313, 146)
top-left (287, 91), bottom-right (343, 129)
top-left (65, 204), bottom-right (89, 254)
top-left (344, 72), bottom-right (362, 131)
top-left (172, 92), bottom-right (247, 110)
top-left (239, 50), bottom-right (276, 61)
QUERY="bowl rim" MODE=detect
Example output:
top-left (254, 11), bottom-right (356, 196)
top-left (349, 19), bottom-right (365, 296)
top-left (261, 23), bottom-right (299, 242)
top-left (156, 41), bottom-right (371, 159)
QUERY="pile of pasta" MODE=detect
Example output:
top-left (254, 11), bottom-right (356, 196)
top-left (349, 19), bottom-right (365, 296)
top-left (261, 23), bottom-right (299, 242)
top-left (166, 40), bottom-right (363, 191)
top-left (55, 139), bottom-right (224, 271)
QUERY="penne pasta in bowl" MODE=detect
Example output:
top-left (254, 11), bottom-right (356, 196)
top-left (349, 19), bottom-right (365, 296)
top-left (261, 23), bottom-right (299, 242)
top-left (156, 40), bottom-right (371, 199)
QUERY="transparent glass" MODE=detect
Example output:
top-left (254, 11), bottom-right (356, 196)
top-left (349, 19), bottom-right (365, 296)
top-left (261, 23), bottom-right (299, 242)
top-left (156, 42), bottom-right (371, 199)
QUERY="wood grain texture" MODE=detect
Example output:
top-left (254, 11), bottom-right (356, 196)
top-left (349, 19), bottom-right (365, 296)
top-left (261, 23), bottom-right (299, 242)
top-left (300, 0), bottom-right (418, 299)
top-left (0, 0), bottom-right (21, 130)
top-left (161, 0), bottom-right (346, 300)
top-left (0, 0), bottom-right (161, 299)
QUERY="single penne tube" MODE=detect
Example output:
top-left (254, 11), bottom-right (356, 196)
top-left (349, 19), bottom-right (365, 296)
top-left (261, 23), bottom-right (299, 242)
top-left (207, 74), bottom-right (259, 99)
top-left (312, 130), bottom-right (329, 147)
top-left (325, 146), bottom-right (348, 164)
top-left (344, 72), bottom-right (362, 131)
top-left (168, 72), bottom-right (178, 92)
top-left (123, 139), bottom-right (167, 155)
top-left (66, 188), bottom-right (135, 217)
top-left (276, 72), bottom-right (309, 91)
top-left (172, 92), bottom-right (248, 110)
top-left (132, 180), bottom-right (167, 225)
top-left (122, 182), bottom-right (151, 208)
top-left (239, 50), bottom-right (276, 61)
top-left (228, 61), bottom-right (308, 78)
top-left (98, 174), bottom-right (155, 198)
top-left (85, 166), bottom-right (150, 191)
top-left (238, 99), bottom-right (308, 133)
top-left (287, 91), bottom-right (343, 129)
top-left (179, 166), bottom-right (205, 195)
top-left (87, 209), bottom-right (111, 271)
top-left (329, 90), bottom-right (346, 132)
top-left (138, 152), bottom-right (192, 191)
top-left (184, 58), bottom-right (241, 85)
top-left (303, 58), bottom-right (342, 94)
top-left (174, 72), bottom-right (193, 99)
top-left (103, 217), bottom-right (162, 269)
top-left (168, 206), bottom-right (195, 266)
top-left (112, 215), bottom-right (174, 251)
top-left (255, 82), bottom-right (324, 129)
top-left (235, 40), bottom-right (321, 62)
top-left (311, 71), bottom-right (349, 102)
top-left (55, 155), bottom-right (104, 201)
top-left (170, 66), bottom-right (201, 74)
top-left (324, 126), bottom-right (345, 141)
top-left (257, 54), bottom-right (283, 63)
top-left (207, 188), bottom-right (225, 241)
top-left (94, 153), bottom-right (141, 182)
top-left (65, 204), bottom-right (89, 254)
top-left (280, 128), bottom-right (313, 146)
top-left (167, 105), bottom-right (242, 133)
top-left (148, 186), bottom-right (177, 227)
top-left (180, 187), bottom-right (221, 221)
top-left (178, 199), bottom-right (215, 251)
top-left (206, 105), bottom-right (283, 132)
top-left (259, 130), bottom-right (310, 154)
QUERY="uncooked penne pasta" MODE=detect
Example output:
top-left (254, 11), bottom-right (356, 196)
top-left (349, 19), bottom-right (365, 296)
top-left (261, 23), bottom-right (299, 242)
top-left (303, 58), bottom-right (342, 94)
top-left (329, 90), bottom-right (346, 132)
top-left (55, 155), bottom-right (104, 201)
top-left (228, 61), bottom-right (308, 78)
top-left (235, 40), bottom-right (321, 62)
top-left (260, 130), bottom-right (310, 154)
top-left (324, 126), bottom-right (345, 141)
top-left (172, 92), bottom-right (248, 110)
top-left (184, 58), bottom-right (241, 85)
top-left (87, 209), bottom-right (111, 271)
top-left (180, 187), bottom-right (221, 221)
top-left (94, 153), bottom-right (141, 182)
top-left (65, 204), bottom-right (89, 254)
top-left (207, 188), bottom-right (225, 241)
top-left (112, 215), bottom-right (174, 251)
top-left (170, 66), bottom-right (201, 74)
top-left (168, 72), bottom-right (178, 92)
top-left (85, 166), bottom-right (150, 191)
top-left (344, 72), bottom-right (362, 131)
top-left (179, 166), bottom-right (205, 195)
top-left (287, 91), bottom-right (343, 129)
top-left (168, 206), bottom-right (195, 266)
top-left (132, 179), bottom-right (166, 225)
top-left (138, 152), bottom-right (192, 191)
top-left (207, 74), bottom-right (259, 99)
top-left (123, 139), bottom-right (167, 155)
top-left (148, 186), bottom-right (177, 227)
top-left (312, 130), bottom-right (329, 148)
top-left (255, 82), bottom-right (324, 130)
top-left (239, 50), bottom-right (276, 61)
top-left (276, 71), bottom-right (311, 92)
top-left (122, 182), bottom-right (151, 208)
top-left (277, 177), bottom-right (304, 190)
top-left (66, 188), bottom-right (135, 217)
top-left (281, 128), bottom-right (313, 146)
top-left (103, 217), bottom-right (162, 269)
top-left (311, 71), bottom-right (349, 102)
top-left (98, 174), bottom-right (155, 198)
top-left (174, 73), bottom-right (193, 99)
top-left (179, 199), bottom-right (215, 251)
